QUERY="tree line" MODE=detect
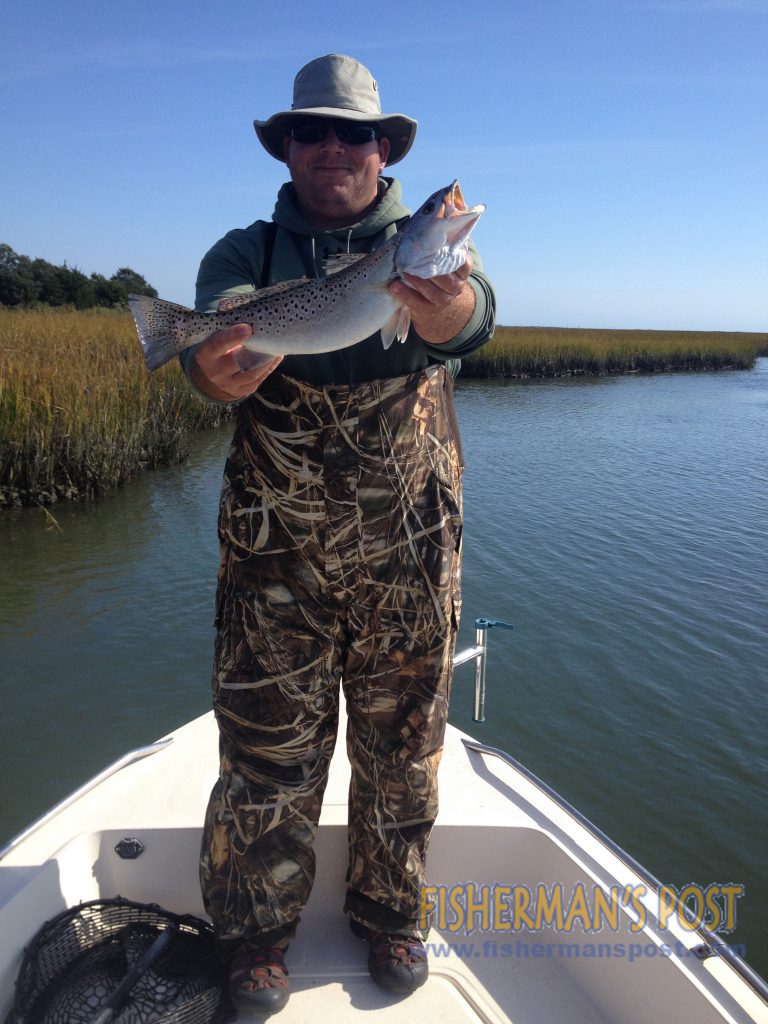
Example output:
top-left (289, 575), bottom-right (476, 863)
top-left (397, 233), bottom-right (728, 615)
top-left (0, 244), bottom-right (157, 309)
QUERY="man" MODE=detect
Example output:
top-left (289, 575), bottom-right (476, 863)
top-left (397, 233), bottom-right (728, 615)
top-left (184, 54), bottom-right (495, 1014)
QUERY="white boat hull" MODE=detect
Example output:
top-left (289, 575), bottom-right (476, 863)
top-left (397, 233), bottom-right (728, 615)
top-left (1, 710), bottom-right (766, 1023)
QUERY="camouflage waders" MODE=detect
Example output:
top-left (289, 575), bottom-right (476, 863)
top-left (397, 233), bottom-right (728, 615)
top-left (200, 364), bottom-right (464, 954)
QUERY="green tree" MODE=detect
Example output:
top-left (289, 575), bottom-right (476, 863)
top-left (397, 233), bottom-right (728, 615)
top-left (110, 267), bottom-right (158, 302)
top-left (30, 258), bottom-right (67, 306)
top-left (0, 245), bottom-right (39, 305)
top-left (91, 273), bottom-right (124, 307)
top-left (61, 265), bottom-right (96, 308)
top-left (0, 245), bottom-right (158, 309)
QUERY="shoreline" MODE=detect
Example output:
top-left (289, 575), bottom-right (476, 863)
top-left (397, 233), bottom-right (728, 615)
top-left (461, 325), bottom-right (765, 379)
top-left (1, 309), bottom-right (765, 508)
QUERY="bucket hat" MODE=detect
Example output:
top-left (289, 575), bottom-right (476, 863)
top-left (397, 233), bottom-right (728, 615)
top-left (254, 54), bottom-right (417, 165)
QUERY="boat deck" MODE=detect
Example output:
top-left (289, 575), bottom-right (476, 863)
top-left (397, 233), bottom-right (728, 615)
top-left (1, 712), bottom-right (766, 1023)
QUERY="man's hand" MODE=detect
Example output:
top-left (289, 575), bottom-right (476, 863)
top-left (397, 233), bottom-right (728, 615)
top-left (191, 323), bottom-right (283, 402)
top-left (387, 257), bottom-right (475, 344)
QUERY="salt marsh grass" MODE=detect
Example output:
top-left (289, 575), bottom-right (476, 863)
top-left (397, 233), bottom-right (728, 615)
top-left (0, 308), bottom-right (231, 507)
top-left (463, 326), bottom-right (765, 378)
top-left (1, 310), bottom-right (765, 507)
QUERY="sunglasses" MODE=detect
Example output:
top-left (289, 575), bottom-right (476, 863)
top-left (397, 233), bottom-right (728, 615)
top-left (288, 120), bottom-right (382, 146)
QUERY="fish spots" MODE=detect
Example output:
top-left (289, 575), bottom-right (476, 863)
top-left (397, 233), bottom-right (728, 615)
top-left (129, 185), bottom-right (482, 371)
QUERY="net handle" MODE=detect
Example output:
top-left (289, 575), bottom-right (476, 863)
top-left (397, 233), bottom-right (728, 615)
top-left (90, 924), bottom-right (178, 1024)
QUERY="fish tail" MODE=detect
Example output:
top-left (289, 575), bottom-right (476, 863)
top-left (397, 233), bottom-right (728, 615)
top-left (128, 294), bottom-right (192, 372)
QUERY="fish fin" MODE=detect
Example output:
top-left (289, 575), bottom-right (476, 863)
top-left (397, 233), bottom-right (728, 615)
top-left (322, 253), bottom-right (367, 276)
top-left (253, 278), bottom-right (310, 297)
top-left (217, 290), bottom-right (258, 312)
top-left (128, 293), bottom-right (192, 372)
top-left (401, 242), bottom-right (472, 280)
top-left (233, 348), bottom-right (275, 372)
top-left (217, 279), bottom-right (310, 310)
top-left (380, 305), bottom-right (411, 349)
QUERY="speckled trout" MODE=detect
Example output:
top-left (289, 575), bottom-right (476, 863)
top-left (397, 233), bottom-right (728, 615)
top-left (128, 181), bottom-right (484, 372)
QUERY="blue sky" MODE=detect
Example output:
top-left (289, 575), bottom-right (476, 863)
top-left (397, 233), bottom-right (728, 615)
top-left (2, 0), bottom-right (766, 330)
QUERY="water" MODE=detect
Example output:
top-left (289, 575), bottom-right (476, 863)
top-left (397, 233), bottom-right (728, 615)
top-left (1, 361), bottom-right (766, 976)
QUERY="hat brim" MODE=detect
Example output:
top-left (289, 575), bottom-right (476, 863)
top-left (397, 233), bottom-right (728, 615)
top-left (254, 109), bottom-right (417, 165)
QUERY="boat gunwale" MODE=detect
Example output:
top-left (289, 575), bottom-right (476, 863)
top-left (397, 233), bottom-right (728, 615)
top-left (3, 624), bottom-right (766, 1021)
top-left (462, 736), bottom-right (768, 1009)
top-left (0, 739), bottom-right (173, 862)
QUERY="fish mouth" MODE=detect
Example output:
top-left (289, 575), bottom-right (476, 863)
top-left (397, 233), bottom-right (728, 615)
top-left (449, 180), bottom-right (468, 213)
top-left (441, 180), bottom-right (485, 244)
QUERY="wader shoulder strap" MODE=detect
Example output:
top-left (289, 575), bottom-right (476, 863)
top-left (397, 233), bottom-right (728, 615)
top-left (261, 221), bottom-right (278, 286)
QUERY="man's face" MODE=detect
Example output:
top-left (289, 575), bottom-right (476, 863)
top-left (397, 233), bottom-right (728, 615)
top-left (283, 123), bottom-right (391, 230)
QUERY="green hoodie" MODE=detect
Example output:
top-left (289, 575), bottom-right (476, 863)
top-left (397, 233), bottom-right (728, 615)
top-left (186, 177), bottom-right (495, 388)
